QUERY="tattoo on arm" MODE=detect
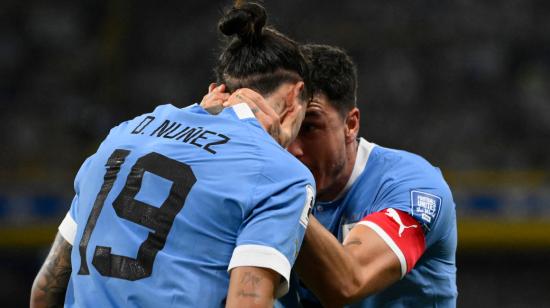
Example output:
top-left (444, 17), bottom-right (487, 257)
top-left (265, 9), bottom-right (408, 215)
top-left (31, 233), bottom-right (72, 308)
top-left (236, 290), bottom-right (260, 298)
top-left (236, 271), bottom-right (264, 299)
top-left (344, 239), bottom-right (362, 246)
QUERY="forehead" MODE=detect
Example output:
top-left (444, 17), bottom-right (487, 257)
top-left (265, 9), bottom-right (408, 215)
top-left (305, 93), bottom-right (341, 119)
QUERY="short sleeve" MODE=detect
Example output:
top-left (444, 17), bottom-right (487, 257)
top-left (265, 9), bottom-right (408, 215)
top-left (58, 154), bottom-right (95, 244)
top-left (228, 167), bottom-right (315, 298)
top-left (368, 170), bottom-right (453, 248)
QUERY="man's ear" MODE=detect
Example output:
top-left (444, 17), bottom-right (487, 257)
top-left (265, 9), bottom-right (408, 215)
top-left (344, 108), bottom-right (360, 144)
top-left (278, 82), bottom-right (303, 120)
top-left (285, 81), bottom-right (305, 108)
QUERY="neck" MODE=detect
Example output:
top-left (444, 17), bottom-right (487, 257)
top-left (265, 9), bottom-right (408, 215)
top-left (317, 138), bottom-right (359, 202)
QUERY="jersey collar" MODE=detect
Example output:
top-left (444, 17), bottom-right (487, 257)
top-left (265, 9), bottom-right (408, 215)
top-left (231, 103), bottom-right (257, 120)
top-left (332, 137), bottom-right (376, 201)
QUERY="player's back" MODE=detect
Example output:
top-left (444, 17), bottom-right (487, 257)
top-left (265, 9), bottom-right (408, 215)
top-left (63, 103), bottom-right (312, 307)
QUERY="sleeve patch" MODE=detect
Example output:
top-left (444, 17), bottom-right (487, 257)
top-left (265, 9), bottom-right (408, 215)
top-left (360, 208), bottom-right (426, 276)
top-left (299, 185), bottom-right (314, 228)
top-left (410, 190), bottom-right (441, 231)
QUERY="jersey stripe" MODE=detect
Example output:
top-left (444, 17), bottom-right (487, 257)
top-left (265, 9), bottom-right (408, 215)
top-left (228, 244), bottom-right (291, 298)
top-left (59, 212), bottom-right (77, 245)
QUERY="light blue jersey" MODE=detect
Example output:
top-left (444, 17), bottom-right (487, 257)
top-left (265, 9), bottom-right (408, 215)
top-left (285, 138), bottom-right (457, 307)
top-left (58, 103), bottom-right (315, 307)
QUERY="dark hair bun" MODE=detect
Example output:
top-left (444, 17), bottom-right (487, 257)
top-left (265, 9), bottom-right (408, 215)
top-left (218, 2), bottom-right (267, 42)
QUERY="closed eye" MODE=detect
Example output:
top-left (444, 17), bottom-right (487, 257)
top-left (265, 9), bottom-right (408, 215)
top-left (300, 123), bottom-right (317, 134)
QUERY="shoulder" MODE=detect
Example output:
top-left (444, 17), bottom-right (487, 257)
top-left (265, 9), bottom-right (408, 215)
top-left (365, 144), bottom-right (455, 233)
top-left (371, 145), bottom-right (432, 171)
top-left (369, 145), bottom-right (449, 190)
top-left (102, 104), bottom-right (177, 137)
top-left (260, 146), bottom-right (315, 185)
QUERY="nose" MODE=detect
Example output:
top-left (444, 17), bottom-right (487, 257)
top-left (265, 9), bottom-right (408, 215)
top-left (287, 139), bottom-right (303, 158)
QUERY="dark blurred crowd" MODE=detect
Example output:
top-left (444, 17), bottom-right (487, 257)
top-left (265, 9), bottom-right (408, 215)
top-left (2, 0), bottom-right (550, 192)
top-left (2, 1), bottom-right (550, 306)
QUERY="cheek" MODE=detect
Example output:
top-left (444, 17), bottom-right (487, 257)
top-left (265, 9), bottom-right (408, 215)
top-left (310, 138), bottom-right (340, 173)
top-left (317, 130), bottom-right (347, 170)
top-left (325, 140), bottom-right (346, 171)
top-left (296, 131), bottom-right (344, 176)
top-left (294, 140), bottom-right (323, 170)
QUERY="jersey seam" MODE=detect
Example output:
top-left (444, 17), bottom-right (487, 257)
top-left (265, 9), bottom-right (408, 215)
top-left (240, 123), bottom-right (272, 223)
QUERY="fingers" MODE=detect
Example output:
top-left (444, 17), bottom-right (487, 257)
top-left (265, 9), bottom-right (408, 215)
top-left (201, 86), bottom-right (297, 148)
top-left (223, 89), bottom-right (283, 141)
top-left (224, 88), bottom-right (262, 106)
top-left (278, 103), bottom-right (303, 148)
top-left (225, 89), bottom-right (279, 119)
top-left (208, 83), bottom-right (218, 93)
top-left (201, 84), bottom-right (229, 114)
top-left (208, 83), bottom-right (226, 93)
top-left (201, 92), bottom-right (230, 108)
top-left (225, 89), bottom-right (277, 121)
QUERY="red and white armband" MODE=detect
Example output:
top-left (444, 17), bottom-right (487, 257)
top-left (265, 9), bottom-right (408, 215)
top-left (357, 208), bottom-right (426, 277)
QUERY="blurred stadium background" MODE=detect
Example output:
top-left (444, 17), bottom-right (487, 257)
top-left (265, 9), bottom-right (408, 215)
top-left (1, 0), bottom-right (549, 306)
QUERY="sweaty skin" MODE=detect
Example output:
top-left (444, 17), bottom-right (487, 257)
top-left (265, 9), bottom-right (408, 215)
top-left (295, 217), bottom-right (402, 307)
top-left (201, 89), bottom-right (403, 307)
top-left (289, 94), bottom-right (402, 306)
top-left (226, 266), bottom-right (279, 308)
top-left (287, 94), bottom-right (358, 201)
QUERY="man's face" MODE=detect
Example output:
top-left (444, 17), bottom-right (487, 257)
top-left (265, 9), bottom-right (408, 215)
top-left (287, 93), bottom-right (349, 200)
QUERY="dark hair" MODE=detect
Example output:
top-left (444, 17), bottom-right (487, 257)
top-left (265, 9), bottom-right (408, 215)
top-left (301, 44), bottom-right (357, 116)
top-left (215, 2), bottom-right (310, 100)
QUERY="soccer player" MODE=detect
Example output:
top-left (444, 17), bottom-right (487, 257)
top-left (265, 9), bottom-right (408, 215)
top-left (203, 44), bottom-right (458, 307)
top-left (287, 44), bottom-right (457, 307)
top-left (30, 3), bottom-right (315, 307)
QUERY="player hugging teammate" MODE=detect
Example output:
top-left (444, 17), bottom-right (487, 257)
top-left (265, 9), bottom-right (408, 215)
top-left (31, 1), bottom-right (457, 308)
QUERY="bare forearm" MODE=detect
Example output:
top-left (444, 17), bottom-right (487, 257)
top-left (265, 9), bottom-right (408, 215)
top-left (31, 233), bottom-right (72, 308)
top-left (295, 217), bottom-right (363, 307)
top-left (226, 266), bottom-right (278, 308)
top-left (296, 217), bottom-right (402, 307)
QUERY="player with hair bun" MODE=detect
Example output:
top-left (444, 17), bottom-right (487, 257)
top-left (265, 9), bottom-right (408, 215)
top-left (31, 2), bottom-right (314, 307)
top-left (204, 44), bottom-right (458, 307)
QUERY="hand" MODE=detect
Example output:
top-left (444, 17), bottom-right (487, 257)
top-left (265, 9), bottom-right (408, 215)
top-left (225, 88), bottom-right (301, 148)
top-left (201, 85), bottom-right (299, 148)
top-left (200, 83), bottom-right (230, 115)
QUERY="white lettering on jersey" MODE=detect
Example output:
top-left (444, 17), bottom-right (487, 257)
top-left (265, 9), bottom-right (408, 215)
top-left (300, 185), bottom-right (314, 228)
top-left (385, 208), bottom-right (417, 237)
top-left (410, 190), bottom-right (442, 231)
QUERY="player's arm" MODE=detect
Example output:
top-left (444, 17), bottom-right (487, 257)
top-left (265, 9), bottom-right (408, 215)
top-left (30, 232), bottom-right (72, 308)
top-left (226, 266), bottom-right (280, 308)
top-left (296, 210), bottom-right (425, 307)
